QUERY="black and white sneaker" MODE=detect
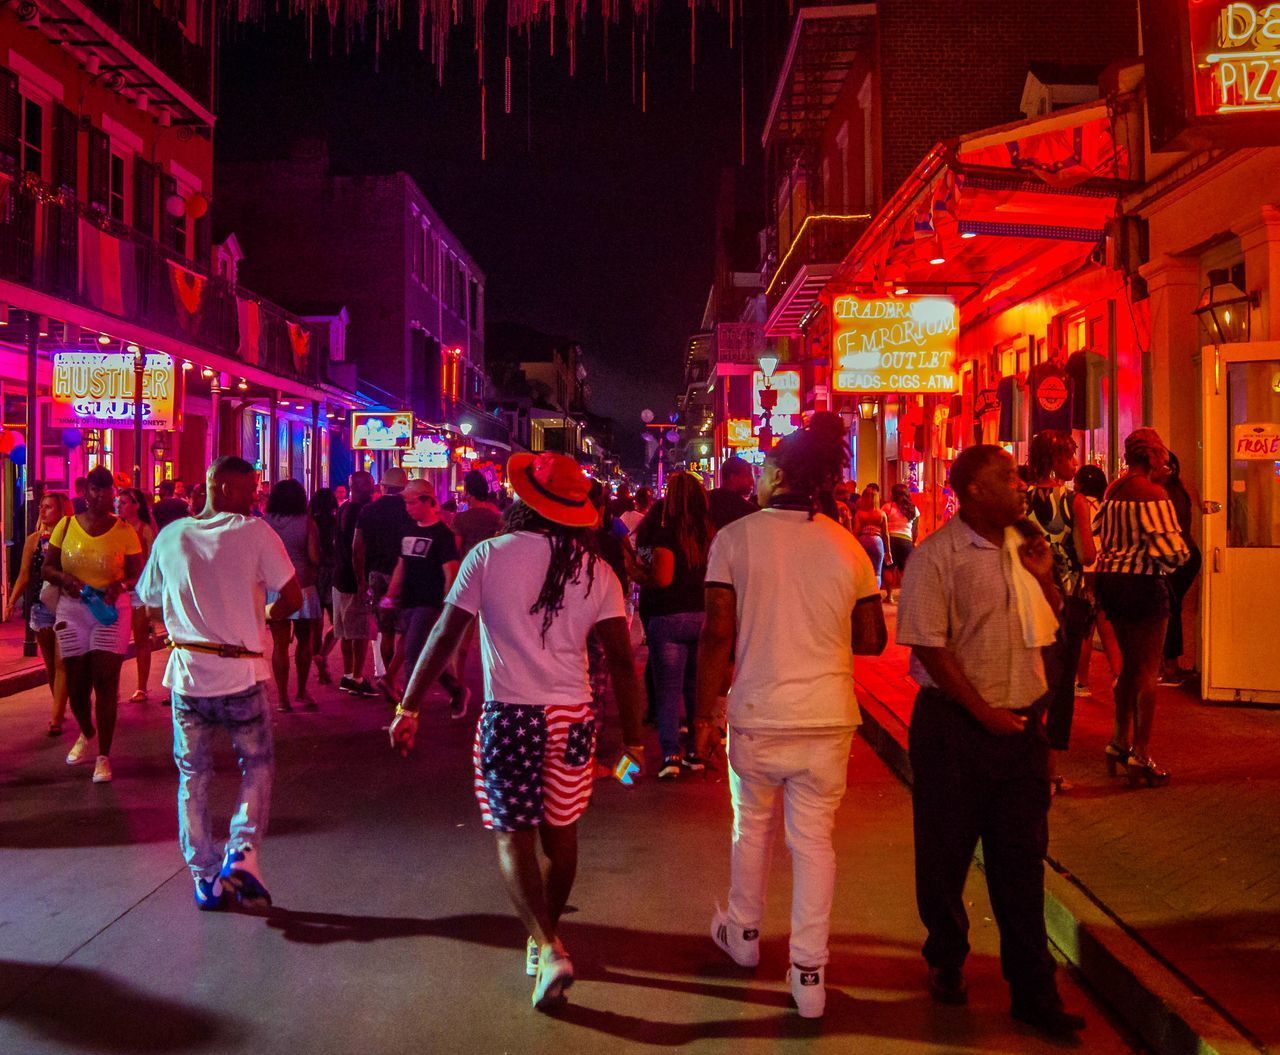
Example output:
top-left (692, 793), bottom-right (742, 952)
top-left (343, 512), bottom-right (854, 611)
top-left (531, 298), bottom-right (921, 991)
top-left (711, 903), bottom-right (760, 967)
top-left (788, 963), bottom-right (826, 1018)
top-left (338, 675), bottom-right (358, 694)
top-left (681, 754), bottom-right (707, 772)
top-left (351, 679), bottom-right (379, 698)
top-left (657, 756), bottom-right (682, 780)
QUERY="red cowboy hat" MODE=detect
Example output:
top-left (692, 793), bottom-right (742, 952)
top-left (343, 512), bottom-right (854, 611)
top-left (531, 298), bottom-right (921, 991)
top-left (507, 452), bottom-right (599, 528)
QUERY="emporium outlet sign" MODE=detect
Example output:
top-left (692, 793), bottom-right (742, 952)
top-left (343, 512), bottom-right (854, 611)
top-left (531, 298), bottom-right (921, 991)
top-left (51, 351), bottom-right (176, 430)
top-left (832, 295), bottom-right (958, 394)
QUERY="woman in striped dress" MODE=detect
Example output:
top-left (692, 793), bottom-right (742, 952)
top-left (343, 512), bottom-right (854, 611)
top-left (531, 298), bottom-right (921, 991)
top-left (1094, 429), bottom-right (1190, 787)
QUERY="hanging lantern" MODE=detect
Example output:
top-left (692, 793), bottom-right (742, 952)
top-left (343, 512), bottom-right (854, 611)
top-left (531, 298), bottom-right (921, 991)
top-left (185, 193), bottom-right (209, 220)
top-left (164, 193), bottom-right (186, 219)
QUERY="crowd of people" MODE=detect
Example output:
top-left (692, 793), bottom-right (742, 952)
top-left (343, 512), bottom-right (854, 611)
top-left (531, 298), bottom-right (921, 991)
top-left (7, 412), bottom-right (1201, 1034)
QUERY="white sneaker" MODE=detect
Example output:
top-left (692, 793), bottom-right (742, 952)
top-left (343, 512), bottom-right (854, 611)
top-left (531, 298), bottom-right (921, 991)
top-left (66, 734), bottom-right (95, 765)
top-left (788, 963), bottom-right (826, 1018)
top-left (711, 903), bottom-right (760, 968)
top-left (92, 756), bottom-right (113, 783)
top-left (531, 945), bottom-right (573, 1011)
top-left (525, 937), bottom-right (539, 978)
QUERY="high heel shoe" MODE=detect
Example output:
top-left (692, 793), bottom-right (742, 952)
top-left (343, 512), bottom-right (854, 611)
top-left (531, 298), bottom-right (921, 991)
top-left (1126, 754), bottom-right (1170, 788)
top-left (1104, 741), bottom-right (1131, 776)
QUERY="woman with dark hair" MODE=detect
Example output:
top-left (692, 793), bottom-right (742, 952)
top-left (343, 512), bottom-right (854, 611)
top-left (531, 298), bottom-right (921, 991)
top-left (118, 487), bottom-right (157, 703)
top-left (309, 487), bottom-right (340, 685)
top-left (264, 479), bottom-right (322, 711)
top-left (1095, 428), bottom-right (1190, 787)
top-left (390, 452), bottom-right (645, 1011)
top-left (885, 483), bottom-right (919, 604)
top-left (1160, 451), bottom-right (1203, 685)
top-left (695, 412), bottom-right (886, 1019)
top-left (1025, 429), bottom-right (1092, 792)
top-left (7, 491), bottom-right (74, 734)
top-left (634, 472), bottom-right (715, 779)
top-left (42, 467), bottom-right (145, 784)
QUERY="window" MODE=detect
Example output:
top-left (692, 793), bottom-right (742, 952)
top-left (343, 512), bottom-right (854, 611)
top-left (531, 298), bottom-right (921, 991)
top-left (20, 96), bottom-right (43, 177)
top-left (423, 228), bottom-right (434, 292)
top-left (469, 280), bottom-right (480, 331)
top-left (109, 153), bottom-right (126, 221)
top-left (411, 221), bottom-right (423, 281)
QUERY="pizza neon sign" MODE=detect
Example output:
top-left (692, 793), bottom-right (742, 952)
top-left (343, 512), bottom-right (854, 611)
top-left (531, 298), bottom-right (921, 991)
top-left (1193, 2), bottom-right (1280, 114)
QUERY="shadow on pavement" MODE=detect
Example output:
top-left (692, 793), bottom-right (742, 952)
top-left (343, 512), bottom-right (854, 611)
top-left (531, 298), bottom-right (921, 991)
top-left (0, 960), bottom-right (242, 1052)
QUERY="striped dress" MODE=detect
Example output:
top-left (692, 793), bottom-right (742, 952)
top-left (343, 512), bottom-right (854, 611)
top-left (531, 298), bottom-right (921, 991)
top-left (1094, 497), bottom-right (1190, 576)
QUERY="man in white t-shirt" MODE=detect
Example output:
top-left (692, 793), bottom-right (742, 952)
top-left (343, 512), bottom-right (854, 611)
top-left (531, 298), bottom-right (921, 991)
top-left (390, 452), bottom-right (645, 1013)
top-left (136, 456), bottom-right (301, 912)
top-left (695, 413), bottom-right (887, 1019)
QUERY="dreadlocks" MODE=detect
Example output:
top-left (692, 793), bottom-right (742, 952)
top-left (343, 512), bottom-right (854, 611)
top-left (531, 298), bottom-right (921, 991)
top-left (766, 411), bottom-right (850, 520)
top-left (502, 500), bottom-right (599, 643)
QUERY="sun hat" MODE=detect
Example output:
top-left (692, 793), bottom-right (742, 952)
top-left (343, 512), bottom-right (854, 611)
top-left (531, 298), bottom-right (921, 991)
top-left (507, 452), bottom-right (599, 528)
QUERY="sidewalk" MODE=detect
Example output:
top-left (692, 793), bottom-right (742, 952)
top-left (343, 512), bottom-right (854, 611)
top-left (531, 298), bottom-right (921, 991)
top-left (854, 607), bottom-right (1280, 1055)
top-left (0, 617), bottom-right (50, 696)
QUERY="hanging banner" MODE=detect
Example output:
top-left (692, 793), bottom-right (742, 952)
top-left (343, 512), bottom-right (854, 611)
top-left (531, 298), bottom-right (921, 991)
top-left (236, 296), bottom-right (262, 366)
top-left (78, 220), bottom-right (138, 318)
top-left (288, 321), bottom-right (311, 374)
top-left (50, 351), bottom-right (176, 430)
top-left (168, 260), bottom-right (207, 331)
top-left (832, 295), bottom-right (958, 394)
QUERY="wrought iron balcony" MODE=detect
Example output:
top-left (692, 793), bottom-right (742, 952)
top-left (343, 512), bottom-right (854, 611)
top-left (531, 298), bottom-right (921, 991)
top-left (0, 166), bottom-right (325, 384)
top-left (764, 213), bottom-right (869, 337)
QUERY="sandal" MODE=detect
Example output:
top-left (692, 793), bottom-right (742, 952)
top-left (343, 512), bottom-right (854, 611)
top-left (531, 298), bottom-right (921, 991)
top-left (1104, 740), bottom-right (1131, 777)
top-left (129, 690), bottom-right (149, 703)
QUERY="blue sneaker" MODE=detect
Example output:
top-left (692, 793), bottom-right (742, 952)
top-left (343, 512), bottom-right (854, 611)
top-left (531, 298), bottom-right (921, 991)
top-left (219, 844), bottom-right (272, 908)
top-left (194, 876), bottom-right (226, 911)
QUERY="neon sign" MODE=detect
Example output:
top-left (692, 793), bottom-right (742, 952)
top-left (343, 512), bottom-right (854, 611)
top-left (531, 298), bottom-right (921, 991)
top-left (753, 368), bottom-right (801, 437)
top-left (402, 435), bottom-right (450, 468)
top-left (1193, 2), bottom-right (1280, 114)
top-left (351, 411), bottom-right (413, 450)
top-left (51, 352), bottom-right (176, 430)
top-left (831, 295), bottom-right (958, 394)
top-left (726, 418), bottom-right (755, 447)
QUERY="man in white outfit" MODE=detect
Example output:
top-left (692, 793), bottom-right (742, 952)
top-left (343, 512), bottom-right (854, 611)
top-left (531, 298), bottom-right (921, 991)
top-left (695, 413), bottom-right (887, 1018)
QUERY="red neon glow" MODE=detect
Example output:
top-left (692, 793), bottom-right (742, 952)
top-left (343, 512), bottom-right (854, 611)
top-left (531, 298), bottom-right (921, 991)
top-left (1190, 1), bottom-right (1280, 114)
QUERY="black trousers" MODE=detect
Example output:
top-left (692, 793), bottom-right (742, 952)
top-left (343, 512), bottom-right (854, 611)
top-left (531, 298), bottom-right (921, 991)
top-left (909, 688), bottom-right (1058, 1004)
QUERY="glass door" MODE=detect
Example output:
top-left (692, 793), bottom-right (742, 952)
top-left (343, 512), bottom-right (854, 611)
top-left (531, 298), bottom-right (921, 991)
top-left (1202, 342), bottom-right (1280, 701)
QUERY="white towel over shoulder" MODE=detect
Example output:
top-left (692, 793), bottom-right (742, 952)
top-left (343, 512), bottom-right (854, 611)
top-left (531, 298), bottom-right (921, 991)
top-left (1004, 526), bottom-right (1059, 649)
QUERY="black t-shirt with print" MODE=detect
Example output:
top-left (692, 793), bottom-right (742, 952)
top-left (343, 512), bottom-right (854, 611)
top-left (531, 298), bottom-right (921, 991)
top-left (400, 521), bottom-right (461, 609)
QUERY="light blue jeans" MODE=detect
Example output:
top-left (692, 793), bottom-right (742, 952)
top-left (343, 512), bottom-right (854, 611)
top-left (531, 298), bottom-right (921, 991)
top-left (172, 684), bottom-right (274, 881)
top-left (649, 610), bottom-right (705, 759)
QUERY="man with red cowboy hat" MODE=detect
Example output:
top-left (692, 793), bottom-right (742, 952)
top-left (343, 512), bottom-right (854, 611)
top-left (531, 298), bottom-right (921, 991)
top-left (390, 451), bottom-right (646, 1011)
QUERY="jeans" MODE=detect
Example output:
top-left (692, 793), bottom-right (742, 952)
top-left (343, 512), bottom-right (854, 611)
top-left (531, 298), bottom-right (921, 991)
top-left (727, 728), bottom-right (853, 967)
top-left (648, 610), bottom-right (705, 758)
top-left (858, 533), bottom-right (885, 585)
top-left (172, 684), bottom-right (274, 882)
top-left (402, 607), bottom-right (462, 694)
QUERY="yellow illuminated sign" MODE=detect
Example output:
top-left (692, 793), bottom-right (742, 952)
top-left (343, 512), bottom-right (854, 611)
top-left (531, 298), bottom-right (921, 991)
top-left (831, 295), bottom-right (958, 394)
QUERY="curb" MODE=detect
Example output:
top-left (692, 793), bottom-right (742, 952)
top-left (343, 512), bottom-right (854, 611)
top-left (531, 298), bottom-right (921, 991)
top-left (855, 687), bottom-right (1262, 1055)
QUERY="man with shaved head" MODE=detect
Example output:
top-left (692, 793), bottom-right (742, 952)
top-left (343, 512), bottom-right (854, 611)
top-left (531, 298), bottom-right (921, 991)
top-left (136, 456), bottom-right (302, 911)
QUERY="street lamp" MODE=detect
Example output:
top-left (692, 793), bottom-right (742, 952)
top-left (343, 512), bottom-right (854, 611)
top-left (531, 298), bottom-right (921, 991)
top-left (758, 353), bottom-right (779, 380)
top-left (857, 396), bottom-right (879, 420)
top-left (1194, 268), bottom-right (1258, 345)
top-left (460, 420), bottom-right (473, 437)
top-left (758, 353), bottom-right (780, 451)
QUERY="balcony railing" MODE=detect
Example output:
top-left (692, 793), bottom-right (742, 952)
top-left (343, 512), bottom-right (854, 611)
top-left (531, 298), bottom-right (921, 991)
top-left (78, 0), bottom-right (214, 109)
top-left (765, 213), bottom-right (870, 309)
top-left (0, 166), bottom-right (325, 385)
top-left (711, 322), bottom-right (765, 368)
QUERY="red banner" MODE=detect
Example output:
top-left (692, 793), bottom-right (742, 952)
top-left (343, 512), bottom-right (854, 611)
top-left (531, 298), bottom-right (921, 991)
top-left (78, 220), bottom-right (137, 317)
top-left (236, 296), bottom-right (261, 366)
top-left (287, 321), bottom-right (311, 374)
top-left (167, 260), bottom-right (206, 331)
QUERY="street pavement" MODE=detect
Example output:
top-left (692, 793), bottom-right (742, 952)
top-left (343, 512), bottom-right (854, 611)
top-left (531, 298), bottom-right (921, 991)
top-left (855, 609), bottom-right (1280, 1053)
top-left (0, 646), bottom-right (1141, 1054)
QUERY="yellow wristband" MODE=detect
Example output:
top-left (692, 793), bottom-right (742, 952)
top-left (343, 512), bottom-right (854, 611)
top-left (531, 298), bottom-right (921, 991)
top-left (394, 704), bottom-right (419, 719)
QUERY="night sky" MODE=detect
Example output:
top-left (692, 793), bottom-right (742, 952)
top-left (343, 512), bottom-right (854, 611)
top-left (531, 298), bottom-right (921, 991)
top-left (216, 5), bottom-right (791, 465)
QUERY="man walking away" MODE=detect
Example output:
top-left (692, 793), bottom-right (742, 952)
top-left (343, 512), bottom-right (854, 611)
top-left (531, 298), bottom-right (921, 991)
top-left (896, 444), bottom-right (1085, 1039)
top-left (707, 456), bottom-right (758, 530)
top-left (450, 469), bottom-right (504, 691)
top-left (354, 466), bottom-right (415, 698)
top-left (696, 413), bottom-right (886, 1019)
top-left (389, 452), bottom-right (646, 1012)
top-left (136, 456), bottom-right (301, 911)
top-left (333, 471), bottom-right (377, 697)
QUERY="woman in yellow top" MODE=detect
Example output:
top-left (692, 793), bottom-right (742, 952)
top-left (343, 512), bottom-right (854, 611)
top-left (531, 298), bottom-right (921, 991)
top-left (117, 487), bottom-right (157, 703)
top-left (6, 491), bottom-right (75, 735)
top-left (42, 467), bottom-right (144, 784)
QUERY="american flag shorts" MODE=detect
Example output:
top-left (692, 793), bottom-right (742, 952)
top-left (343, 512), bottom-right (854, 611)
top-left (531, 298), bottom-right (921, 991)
top-left (473, 700), bottom-right (597, 832)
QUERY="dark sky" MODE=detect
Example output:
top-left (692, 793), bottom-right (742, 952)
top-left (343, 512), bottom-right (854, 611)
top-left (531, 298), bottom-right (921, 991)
top-left (216, 6), bottom-right (789, 465)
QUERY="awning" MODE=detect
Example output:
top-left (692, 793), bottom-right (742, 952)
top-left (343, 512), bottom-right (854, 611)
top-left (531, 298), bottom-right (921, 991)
top-left (829, 98), bottom-right (1140, 321)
